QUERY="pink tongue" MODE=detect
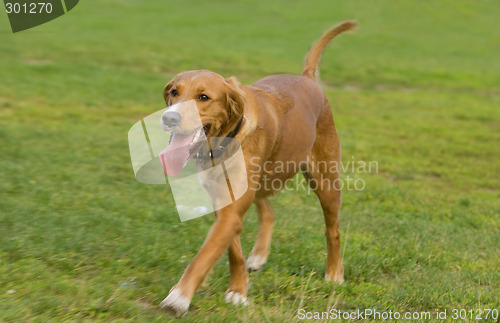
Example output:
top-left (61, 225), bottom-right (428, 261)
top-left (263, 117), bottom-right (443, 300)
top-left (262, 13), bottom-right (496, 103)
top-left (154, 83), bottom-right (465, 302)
top-left (159, 132), bottom-right (196, 176)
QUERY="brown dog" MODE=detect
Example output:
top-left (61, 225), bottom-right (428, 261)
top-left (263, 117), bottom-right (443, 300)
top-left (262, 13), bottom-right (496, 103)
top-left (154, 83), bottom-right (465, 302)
top-left (159, 20), bottom-right (357, 315)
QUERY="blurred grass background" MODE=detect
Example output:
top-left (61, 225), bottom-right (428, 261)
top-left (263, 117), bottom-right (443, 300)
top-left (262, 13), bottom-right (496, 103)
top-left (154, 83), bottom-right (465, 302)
top-left (0, 0), bottom-right (499, 321)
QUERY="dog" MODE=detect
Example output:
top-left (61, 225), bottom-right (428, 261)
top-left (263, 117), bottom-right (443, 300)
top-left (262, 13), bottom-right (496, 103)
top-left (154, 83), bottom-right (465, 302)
top-left (158, 20), bottom-right (357, 315)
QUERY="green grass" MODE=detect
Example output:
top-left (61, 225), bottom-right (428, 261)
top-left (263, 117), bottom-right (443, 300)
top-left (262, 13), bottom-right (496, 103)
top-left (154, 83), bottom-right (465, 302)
top-left (1, 0), bottom-right (499, 321)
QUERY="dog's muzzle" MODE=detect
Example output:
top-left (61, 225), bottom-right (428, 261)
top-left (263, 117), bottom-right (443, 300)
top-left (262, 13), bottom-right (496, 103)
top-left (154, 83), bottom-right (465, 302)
top-left (160, 100), bottom-right (202, 133)
top-left (162, 111), bottom-right (181, 127)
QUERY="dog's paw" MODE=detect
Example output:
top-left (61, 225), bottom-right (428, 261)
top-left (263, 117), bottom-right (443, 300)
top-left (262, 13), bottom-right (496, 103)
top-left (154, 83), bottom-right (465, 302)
top-left (246, 255), bottom-right (267, 272)
top-left (160, 288), bottom-right (190, 317)
top-left (225, 291), bottom-right (248, 305)
top-left (325, 272), bottom-right (344, 283)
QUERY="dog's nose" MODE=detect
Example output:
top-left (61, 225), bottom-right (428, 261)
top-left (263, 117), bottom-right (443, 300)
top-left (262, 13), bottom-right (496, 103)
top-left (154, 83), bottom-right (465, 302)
top-left (162, 111), bottom-right (181, 127)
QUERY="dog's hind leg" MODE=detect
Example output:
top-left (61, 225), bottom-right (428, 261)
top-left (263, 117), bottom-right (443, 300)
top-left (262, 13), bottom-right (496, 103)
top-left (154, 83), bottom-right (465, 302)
top-left (303, 114), bottom-right (344, 283)
top-left (246, 198), bottom-right (274, 271)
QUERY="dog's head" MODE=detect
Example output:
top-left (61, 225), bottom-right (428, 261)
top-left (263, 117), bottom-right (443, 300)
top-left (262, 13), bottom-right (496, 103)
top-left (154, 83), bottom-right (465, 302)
top-left (159, 70), bottom-right (246, 176)
top-left (161, 70), bottom-right (245, 136)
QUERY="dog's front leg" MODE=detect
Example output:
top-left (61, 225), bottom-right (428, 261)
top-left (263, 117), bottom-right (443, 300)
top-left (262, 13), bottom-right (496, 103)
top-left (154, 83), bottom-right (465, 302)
top-left (160, 206), bottom-right (246, 315)
top-left (225, 233), bottom-right (248, 305)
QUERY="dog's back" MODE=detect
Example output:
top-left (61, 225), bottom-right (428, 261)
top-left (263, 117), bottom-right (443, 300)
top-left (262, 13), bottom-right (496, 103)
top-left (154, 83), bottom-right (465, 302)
top-left (240, 21), bottom-right (358, 192)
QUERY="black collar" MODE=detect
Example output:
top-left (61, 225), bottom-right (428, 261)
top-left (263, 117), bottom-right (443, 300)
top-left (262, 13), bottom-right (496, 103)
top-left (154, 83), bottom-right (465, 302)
top-left (195, 116), bottom-right (244, 160)
top-left (225, 116), bottom-right (244, 140)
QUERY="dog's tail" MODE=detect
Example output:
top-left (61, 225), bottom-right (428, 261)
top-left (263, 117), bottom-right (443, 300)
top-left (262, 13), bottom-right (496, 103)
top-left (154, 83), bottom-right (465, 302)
top-left (302, 20), bottom-right (358, 80)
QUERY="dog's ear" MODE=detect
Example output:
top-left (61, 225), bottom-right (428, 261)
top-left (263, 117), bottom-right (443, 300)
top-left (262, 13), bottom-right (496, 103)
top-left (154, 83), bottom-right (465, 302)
top-left (163, 79), bottom-right (175, 106)
top-left (225, 76), bottom-right (246, 119)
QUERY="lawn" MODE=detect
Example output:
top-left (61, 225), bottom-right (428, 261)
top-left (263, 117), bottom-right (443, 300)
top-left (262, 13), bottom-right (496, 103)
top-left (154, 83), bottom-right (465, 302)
top-left (0, 0), bottom-right (499, 321)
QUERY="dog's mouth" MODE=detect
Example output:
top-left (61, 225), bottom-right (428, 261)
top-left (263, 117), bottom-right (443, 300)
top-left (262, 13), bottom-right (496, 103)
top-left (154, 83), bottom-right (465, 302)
top-left (159, 124), bottom-right (211, 176)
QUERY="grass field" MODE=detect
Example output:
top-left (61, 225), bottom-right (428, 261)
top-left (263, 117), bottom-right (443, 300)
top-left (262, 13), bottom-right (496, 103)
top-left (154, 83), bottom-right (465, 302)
top-left (1, 0), bottom-right (499, 321)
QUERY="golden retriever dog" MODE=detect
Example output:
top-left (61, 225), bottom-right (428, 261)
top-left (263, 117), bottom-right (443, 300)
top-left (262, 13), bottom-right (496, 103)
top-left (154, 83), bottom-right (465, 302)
top-left (159, 20), bottom-right (357, 315)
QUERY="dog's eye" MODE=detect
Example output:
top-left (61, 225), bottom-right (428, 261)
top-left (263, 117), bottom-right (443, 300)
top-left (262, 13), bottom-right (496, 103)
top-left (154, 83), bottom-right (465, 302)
top-left (198, 94), bottom-right (210, 101)
top-left (170, 89), bottom-right (179, 97)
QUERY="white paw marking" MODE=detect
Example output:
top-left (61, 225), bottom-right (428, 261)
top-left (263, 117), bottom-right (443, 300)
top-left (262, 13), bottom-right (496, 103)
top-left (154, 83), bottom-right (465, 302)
top-left (225, 291), bottom-right (248, 305)
top-left (160, 288), bottom-right (190, 315)
top-left (325, 273), bottom-right (344, 283)
top-left (246, 255), bottom-right (266, 271)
